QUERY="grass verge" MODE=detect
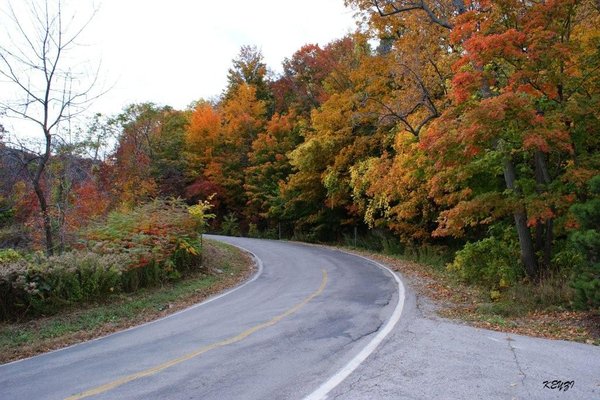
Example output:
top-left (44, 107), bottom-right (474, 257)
top-left (341, 247), bottom-right (599, 346)
top-left (0, 239), bottom-right (254, 365)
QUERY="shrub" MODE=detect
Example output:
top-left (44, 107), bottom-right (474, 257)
top-left (221, 213), bottom-right (240, 236)
top-left (38, 252), bottom-right (126, 302)
top-left (568, 175), bottom-right (600, 310)
top-left (188, 196), bottom-right (215, 235)
top-left (0, 248), bottom-right (21, 263)
top-left (0, 225), bottom-right (30, 249)
top-left (404, 244), bottom-right (453, 270)
top-left (248, 223), bottom-right (260, 238)
top-left (380, 236), bottom-right (403, 255)
top-left (82, 198), bottom-right (205, 276)
top-left (448, 236), bottom-right (523, 289)
top-left (0, 199), bottom-right (213, 320)
top-left (0, 251), bottom-right (129, 319)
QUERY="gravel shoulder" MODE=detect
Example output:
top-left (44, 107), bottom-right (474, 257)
top-left (343, 249), bottom-right (599, 344)
top-left (327, 248), bottom-right (600, 400)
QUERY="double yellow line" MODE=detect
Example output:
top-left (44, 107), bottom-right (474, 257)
top-left (66, 270), bottom-right (328, 400)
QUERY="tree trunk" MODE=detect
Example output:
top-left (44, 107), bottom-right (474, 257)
top-left (534, 150), bottom-right (553, 272)
top-left (33, 182), bottom-right (54, 256)
top-left (513, 209), bottom-right (538, 279)
top-left (503, 156), bottom-right (538, 278)
top-left (544, 219), bottom-right (553, 269)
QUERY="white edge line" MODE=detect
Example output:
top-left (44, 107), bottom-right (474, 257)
top-left (0, 240), bottom-right (263, 368)
top-left (303, 250), bottom-right (406, 400)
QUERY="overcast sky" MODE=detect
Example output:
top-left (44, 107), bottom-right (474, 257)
top-left (0, 0), bottom-right (357, 139)
top-left (87, 0), bottom-right (357, 114)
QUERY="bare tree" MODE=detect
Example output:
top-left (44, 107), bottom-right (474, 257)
top-left (0, 0), bottom-right (101, 254)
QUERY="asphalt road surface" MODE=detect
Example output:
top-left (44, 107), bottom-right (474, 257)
top-left (328, 281), bottom-right (600, 400)
top-left (0, 236), bottom-right (403, 400)
top-left (2, 236), bottom-right (598, 399)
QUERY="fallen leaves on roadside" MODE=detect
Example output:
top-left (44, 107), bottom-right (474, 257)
top-left (345, 248), bottom-right (599, 346)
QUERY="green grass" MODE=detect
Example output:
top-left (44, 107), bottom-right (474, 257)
top-left (0, 240), bottom-right (250, 363)
top-left (0, 276), bottom-right (218, 344)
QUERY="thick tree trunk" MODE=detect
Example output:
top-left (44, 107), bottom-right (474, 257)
top-left (513, 210), bottom-right (538, 279)
top-left (503, 156), bottom-right (538, 278)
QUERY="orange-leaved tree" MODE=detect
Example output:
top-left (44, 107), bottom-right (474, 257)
top-left (421, 0), bottom-right (600, 279)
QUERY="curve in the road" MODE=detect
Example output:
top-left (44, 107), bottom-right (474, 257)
top-left (303, 251), bottom-right (405, 400)
top-left (1, 243), bottom-right (266, 370)
top-left (66, 269), bottom-right (329, 400)
top-left (0, 237), bottom-right (406, 400)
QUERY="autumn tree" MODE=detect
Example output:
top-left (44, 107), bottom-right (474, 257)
top-left (350, 134), bottom-right (436, 243)
top-left (331, 1), bottom-right (461, 244)
top-left (45, 140), bottom-right (111, 250)
top-left (277, 44), bottom-right (330, 115)
top-left (347, 0), bottom-right (465, 30)
top-left (0, 0), bottom-right (101, 254)
top-left (185, 101), bottom-right (221, 173)
top-left (184, 101), bottom-right (225, 205)
top-left (273, 38), bottom-right (355, 117)
top-left (151, 110), bottom-right (189, 196)
top-left (111, 104), bottom-right (159, 207)
top-left (223, 45), bottom-right (272, 107)
top-left (280, 36), bottom-right (386, 239)
top-left (184, 85), bottom-right (267, 224)
top-left (244, 112), bottom-right (301, 228)
top-left (344, 50), bottom-right (441, 242)
top-left (422, 0), bottom-right (600, 279)
top-left (111, 103), bottom-right (188, 208)
top-left (212, 84), bottom-right (266, 216)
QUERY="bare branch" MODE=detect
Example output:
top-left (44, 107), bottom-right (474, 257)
top-left (374, 1), bottom-right (423, 17)
top-left (371, 0), bottom-right (467, 29)
top-left (0, 0), bottom-right (102, 255)
top-left (6, 2), bottom-right (44, 63)
top-left (421, 1), bottom-right (452, 29)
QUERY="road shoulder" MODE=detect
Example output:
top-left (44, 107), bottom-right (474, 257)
top-left (324, 250), bottom-right (600, 400)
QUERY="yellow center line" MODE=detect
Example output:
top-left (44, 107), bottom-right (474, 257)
top-left (65, 269), bottom-right (328, 400)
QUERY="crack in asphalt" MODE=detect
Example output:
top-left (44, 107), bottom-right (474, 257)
top-left (349, 320), bottom-right (384, 343)
top-left (506, 335), bottom-right (532, 399)
top-left (326, 319), bottom-right (387, 387)
top-left (377, 294), bottom-right (392, 307)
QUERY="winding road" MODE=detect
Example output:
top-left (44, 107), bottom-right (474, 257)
top-left (3, 236), bottom-right (598, 399)
top-left (0, 236), bottom-right (403, 400)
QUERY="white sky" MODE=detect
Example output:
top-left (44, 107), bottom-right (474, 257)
top-left (86, 0), bottom-right (357, 113)
top-left (0, 0), bottom-right (357, 139)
